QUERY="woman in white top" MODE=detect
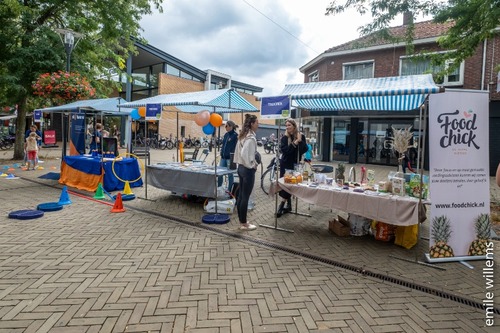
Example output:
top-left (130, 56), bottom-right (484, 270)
top-left (233, 114), bottom-right (259, 230)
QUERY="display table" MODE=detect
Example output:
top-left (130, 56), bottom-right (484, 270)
top-left (147, 162), bottom-right (235, 198)
top-left (60, 156), bottom-right (143, 192)
top-left (277, 178), bottom-right (427, 226)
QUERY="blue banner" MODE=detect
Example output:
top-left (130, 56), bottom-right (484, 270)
top-left (146, 103), bottom-right (162, 120)
top-left (260, 95), bottom-right (290, 119)
top-left (70, 111), bottom-right (86, 155)
top-left (34, 110), bottom-right (42, 123)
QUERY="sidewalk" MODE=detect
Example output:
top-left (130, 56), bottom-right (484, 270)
top-left (0, 145), bottom-right (498, 332)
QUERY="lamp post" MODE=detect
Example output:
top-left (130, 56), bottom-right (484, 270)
top-left (55, 28), bottom-right (83, 158)
top-left (55, 28), bottom-right (83, 73)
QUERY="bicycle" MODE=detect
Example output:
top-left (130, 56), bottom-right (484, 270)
top-left (260, 157), bottom-right (277, 195)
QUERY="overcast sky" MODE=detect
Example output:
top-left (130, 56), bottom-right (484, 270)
top-left (140, 0), bottom-right (375, 96)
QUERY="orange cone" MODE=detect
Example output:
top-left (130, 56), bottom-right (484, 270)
top-left (111, 193), bottom-right (126, 213)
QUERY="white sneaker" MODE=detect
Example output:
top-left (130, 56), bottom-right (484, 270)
top-left (240, 223), bottom-right (257, 231)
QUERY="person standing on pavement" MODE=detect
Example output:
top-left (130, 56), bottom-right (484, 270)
top-left (218, 120), bottom-right (238, 191)
top-left (277, 118), bottom-right (308, 217)
top-left (233, 114), bottom-right (259, 231)
top-left (89, 123), bottom-right (103, 153)
top-left (24, 132), bottom-right (39, 170)
top-left (23, 125), bottom-right (42, 166)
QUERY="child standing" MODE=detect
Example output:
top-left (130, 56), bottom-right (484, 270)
top-left (25, 132), bottom-right (38, 170)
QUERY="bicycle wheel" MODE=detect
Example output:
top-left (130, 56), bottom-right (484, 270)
top-left (166, 141), bottom-right (174, 150)
top-left (260, 166), bottom-right (277, 195)
top-left (264, 144), bottom-right (271, 154)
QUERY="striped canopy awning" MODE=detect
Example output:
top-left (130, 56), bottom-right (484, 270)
top-left (280, 74), bottom-right (442, 112)
top-left (120, 89), bottom-right (258, 113)
top-left (35, 97), bottom-right (129, 114)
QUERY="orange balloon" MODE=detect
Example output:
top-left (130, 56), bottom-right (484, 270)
top-left (210, 113), bottom-right (223, 127)
top-left (138, 106), bottom-right (146, 117)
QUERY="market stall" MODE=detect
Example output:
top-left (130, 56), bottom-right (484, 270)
top-left (34, 98), bottom-right (142, 193)
top-left (260, 74), bottom-right (442, 232)
top-left (120, 88), bottom-right (259, 202)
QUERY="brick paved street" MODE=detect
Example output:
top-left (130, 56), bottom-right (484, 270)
top-left (0, 146), bottom-right (498, 332)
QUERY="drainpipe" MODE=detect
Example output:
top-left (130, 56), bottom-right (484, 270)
top-left (481, 39), bottom-right (487, 90)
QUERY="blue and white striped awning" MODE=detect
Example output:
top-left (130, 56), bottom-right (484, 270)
top-left (35, 97), bottom-right (129, 114)
top-left (120, 89), bottom-right (258, 113)
top-left (279, 74), bottom-right (442, 111)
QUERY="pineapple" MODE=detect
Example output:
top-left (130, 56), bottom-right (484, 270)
top-left (429, 215), bottom-right (455, 258)
top-left (467, 214), bottom-right (491, 256)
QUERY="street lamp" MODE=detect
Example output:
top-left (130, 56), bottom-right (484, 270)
top-left (55, 28), bottom-right (83, 158)
top-left (55, 28), bottom-right (83, 73)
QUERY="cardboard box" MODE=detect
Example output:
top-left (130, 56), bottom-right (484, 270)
top-left (329, 217), bottom-right (350, 237)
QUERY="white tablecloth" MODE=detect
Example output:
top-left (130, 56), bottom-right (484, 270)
top-left (277, 178), bottom-right (427, 226)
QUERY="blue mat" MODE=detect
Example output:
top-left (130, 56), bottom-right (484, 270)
top-left (38, 172), bottom-right (60, 180)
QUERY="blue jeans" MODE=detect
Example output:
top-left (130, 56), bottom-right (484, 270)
top-left (236, 165), bottom-right (255, 224)
top-left (218, 158), bottom-right (234, 190)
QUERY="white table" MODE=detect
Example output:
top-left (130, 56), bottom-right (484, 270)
top-left (147, 162), bottom-right (235, 198)
top-left (277, 178), bottom-right (427, 226)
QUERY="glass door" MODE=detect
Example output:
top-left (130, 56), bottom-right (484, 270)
top-left (367, 120), bottom-right (414, 166)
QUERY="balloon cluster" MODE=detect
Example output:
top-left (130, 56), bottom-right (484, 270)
top-left (130, 107), bottom-right (146, 120)
top-left (194, 110), bottom-right (222, 135)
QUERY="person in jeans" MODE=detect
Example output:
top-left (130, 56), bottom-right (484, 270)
top-left (233, 114), bottom-right (259, 231)
top-left (277, 118), bottom-right (308, 217)
top-left (218, 120), bottom-right (238, 191)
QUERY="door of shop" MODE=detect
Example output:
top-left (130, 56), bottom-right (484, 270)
top-left (367, 120), bottom-right (414, 166)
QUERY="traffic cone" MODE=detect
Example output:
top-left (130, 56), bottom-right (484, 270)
top-left (93, 183), bottom-right (106, 200)
top-left (58, 186), bottom-right (72, 205)
top-left (111, 193), bottom-right (126, 213)
top-left (123, 181), bottom-right (133, 195)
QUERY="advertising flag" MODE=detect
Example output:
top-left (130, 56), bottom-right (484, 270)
top-left (260, 95), bottom-right (290, 119)
top-left (146, 103), bottom-right (162, 120)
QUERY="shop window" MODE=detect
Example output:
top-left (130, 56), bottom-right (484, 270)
top-left (308, 71), bottom-right (319, 82)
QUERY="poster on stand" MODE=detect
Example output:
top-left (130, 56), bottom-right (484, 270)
top-left (70, 111), bottom-right (86, 155)
top-left (428, 90), bottom-right (490, 259)
top-left (260, 95), bottom-right (290, 119)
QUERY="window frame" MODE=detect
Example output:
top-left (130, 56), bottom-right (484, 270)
top-left (399, 52), bottom-right (464, 86)
top-left (342, 60), bottom-right (375, 80)
top-left (308, 70), bottom-right (319, 82)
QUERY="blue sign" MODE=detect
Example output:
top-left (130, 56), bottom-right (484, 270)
top-left (146, 103), bottom-right (162, 120)
top-left (34, 110), bottom-right (42, 123)
top-left (260, 95), bottom-right (290, 119)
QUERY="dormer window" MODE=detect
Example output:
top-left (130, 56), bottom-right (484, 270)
top-left (308, 70), bottom-right (319, 82)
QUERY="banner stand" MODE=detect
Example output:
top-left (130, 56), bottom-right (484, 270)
top-left (388, 102), bottom-right (444, 271)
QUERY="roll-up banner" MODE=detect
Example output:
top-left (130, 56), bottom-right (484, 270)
top-left (428, 90), bottom-right (490, 261)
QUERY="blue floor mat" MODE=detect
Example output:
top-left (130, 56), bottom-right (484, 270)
top-left (38, 172), bottom-right (60, 180)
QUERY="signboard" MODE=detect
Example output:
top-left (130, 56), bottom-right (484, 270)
top-left (43, 130), bottom-right (56, 146)
top-left (146, 103), bottom-right (162, 120)
top-left (260, 95), bottom-right (290, 119)
top-left (34, 110), bottom-right (42, 123)
top-left (428, 90), bottom-right (490, 259)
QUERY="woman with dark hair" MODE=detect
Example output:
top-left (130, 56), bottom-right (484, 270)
top-left (233, 114), bottom-right (259, 230)
top-left (218, 120), bottom-right (238, 191)
top-left (277, 118), bottom-right (308, 217)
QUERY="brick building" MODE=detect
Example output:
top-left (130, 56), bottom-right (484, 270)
top-left (117, 40), bottom-right (269, 142)
top-left (299, 20), bottom-right (500, 174)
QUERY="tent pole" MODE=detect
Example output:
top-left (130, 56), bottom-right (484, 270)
top-left (260, 112), bottom-right (294, 233)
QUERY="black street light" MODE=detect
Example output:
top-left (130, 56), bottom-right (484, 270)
top-left (55, 28), bottom-right (83, 73)
top-left (55, 28), bottom-right (83, 158)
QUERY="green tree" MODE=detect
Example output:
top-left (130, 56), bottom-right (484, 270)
top-left (325, 0), bottom-right (500, 69)
top-left (0, 0), bottom-right (164, 159)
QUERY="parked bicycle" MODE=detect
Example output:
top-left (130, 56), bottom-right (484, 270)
top-left (260, 157), bottom-right (277, 195)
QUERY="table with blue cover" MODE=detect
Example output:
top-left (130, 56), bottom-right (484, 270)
top-left (147, 162), bottom-right (235, 198)
top-left (60, 155), bottom-right (143, 192)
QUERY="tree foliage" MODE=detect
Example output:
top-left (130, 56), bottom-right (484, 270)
top-left (0, 0), bottom-right (164, 159)
top-left (326, 0), bottom-right (500, 69)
